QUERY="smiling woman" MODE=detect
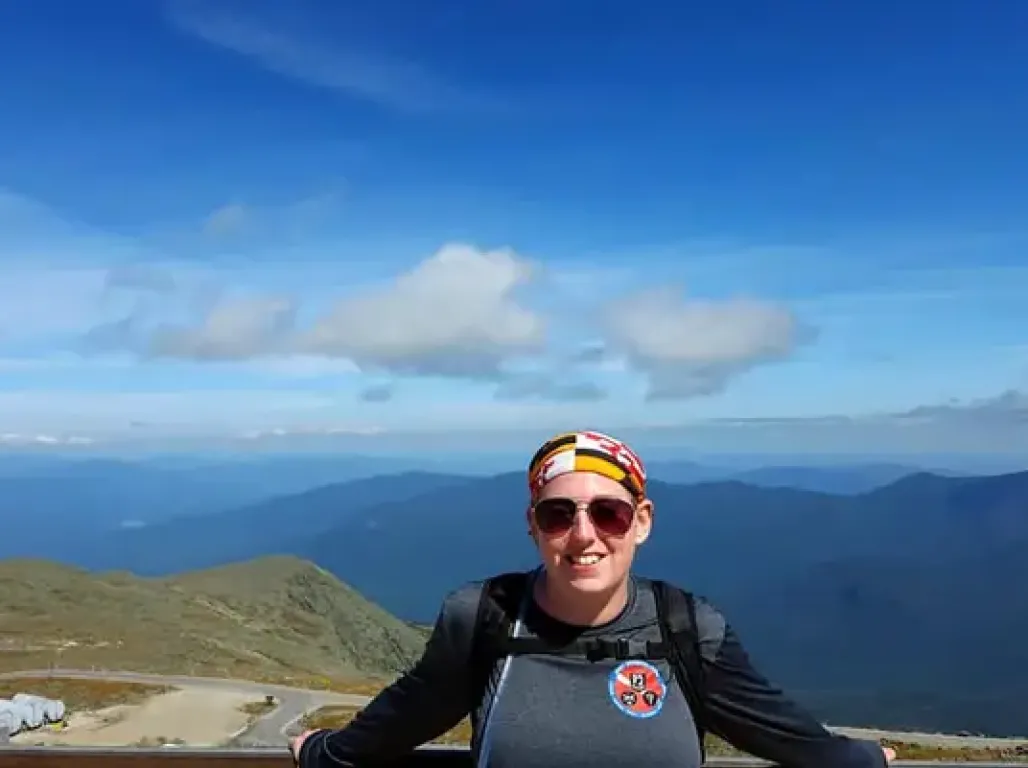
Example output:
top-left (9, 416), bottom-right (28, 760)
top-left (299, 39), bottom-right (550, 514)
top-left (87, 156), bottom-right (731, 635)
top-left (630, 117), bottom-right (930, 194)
top-left (291, 430), bottom-right (896, 768)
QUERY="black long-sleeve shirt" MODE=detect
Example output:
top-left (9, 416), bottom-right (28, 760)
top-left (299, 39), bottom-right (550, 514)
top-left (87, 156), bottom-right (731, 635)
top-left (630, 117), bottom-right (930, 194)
top-left (299, 576), bottom-right (887, 768)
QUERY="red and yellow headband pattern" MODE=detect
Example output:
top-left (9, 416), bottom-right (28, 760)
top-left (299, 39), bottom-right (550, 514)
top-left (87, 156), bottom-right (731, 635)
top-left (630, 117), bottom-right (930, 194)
top-left (528, 430), bottom-right (647, 502)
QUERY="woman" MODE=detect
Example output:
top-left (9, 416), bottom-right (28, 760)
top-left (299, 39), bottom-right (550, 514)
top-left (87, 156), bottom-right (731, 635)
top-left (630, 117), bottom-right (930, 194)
top-left (292, 430), bottom-right (896, 768)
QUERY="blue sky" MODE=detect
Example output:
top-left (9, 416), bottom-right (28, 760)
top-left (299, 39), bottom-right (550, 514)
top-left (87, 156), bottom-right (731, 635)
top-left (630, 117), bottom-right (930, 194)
top-left (0, 0), bottom-right (1026, 457)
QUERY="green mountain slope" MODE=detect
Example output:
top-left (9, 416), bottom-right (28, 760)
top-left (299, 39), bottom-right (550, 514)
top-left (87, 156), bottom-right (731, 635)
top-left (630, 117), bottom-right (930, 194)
top-left (0, 555), bottom-right (425, 680)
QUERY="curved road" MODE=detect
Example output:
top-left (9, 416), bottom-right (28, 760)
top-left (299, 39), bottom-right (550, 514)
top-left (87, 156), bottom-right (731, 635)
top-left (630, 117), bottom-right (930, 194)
top-left (0, 668), bottom-right (374, 746)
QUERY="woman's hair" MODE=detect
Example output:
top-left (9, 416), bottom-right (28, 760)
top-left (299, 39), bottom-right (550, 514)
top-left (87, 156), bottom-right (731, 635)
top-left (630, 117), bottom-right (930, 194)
top-left (527, 430), bottom-right (648, 502)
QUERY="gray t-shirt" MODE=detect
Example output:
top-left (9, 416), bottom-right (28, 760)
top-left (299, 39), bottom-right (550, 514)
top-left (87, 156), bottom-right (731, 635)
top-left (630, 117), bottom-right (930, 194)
top-left (298, 571), bottom-right (887, 768)
top-left (475, 575), bottom-right (703, 768)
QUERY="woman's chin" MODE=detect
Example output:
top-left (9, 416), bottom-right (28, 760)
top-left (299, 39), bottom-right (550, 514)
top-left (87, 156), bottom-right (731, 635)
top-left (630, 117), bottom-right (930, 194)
top-left (556, 561), bottom-right (617, 592)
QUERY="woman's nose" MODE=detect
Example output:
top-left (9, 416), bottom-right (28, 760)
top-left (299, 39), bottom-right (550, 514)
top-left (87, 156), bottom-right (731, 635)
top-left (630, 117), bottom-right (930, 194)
top-left (567, 506), bottom-right (597, 540)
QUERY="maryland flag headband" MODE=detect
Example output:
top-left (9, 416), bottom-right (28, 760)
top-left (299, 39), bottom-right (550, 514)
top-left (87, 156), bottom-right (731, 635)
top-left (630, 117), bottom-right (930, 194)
top-left (528, 430), bottom-right (647, 502)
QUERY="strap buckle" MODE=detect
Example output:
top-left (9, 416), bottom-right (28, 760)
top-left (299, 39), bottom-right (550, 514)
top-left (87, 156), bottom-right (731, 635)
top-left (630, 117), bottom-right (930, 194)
top-left (614, 638), bottom-right (632, 660)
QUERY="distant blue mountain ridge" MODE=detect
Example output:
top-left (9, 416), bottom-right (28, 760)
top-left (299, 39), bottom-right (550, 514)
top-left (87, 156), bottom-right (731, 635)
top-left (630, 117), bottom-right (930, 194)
top-left (1, 453), bottom-right (1027, 736)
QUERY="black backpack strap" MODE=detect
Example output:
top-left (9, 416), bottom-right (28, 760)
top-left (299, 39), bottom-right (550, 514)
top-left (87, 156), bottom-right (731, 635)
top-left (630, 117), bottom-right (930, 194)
top-left (651, 579), bottom-right (708, 760)
top-left (469, 570), bottom-right (532, 704)
top-left (498, 635), bottom-right (671, 661)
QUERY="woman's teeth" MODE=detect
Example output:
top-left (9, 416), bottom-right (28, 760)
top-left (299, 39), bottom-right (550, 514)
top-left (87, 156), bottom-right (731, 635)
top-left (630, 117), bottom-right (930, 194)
top-left (567, 554), bottom-right (603, 565)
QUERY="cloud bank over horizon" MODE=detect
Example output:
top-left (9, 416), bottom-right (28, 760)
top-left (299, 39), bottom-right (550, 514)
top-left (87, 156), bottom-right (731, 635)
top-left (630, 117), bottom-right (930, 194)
top-left (2, 192), bottom-right (1025, 456)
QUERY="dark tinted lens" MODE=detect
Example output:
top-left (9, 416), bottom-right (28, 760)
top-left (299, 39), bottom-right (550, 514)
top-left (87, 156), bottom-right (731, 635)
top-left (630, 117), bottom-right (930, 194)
top-left (533, 498), bottom-right (578, 534)
top-left (588, 498), bottom-right (635, 536)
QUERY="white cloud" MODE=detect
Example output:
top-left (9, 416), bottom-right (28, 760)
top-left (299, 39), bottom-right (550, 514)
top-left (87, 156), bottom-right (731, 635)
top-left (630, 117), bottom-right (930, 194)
top-left (0, 390), bottom-right (338, 436)
top-left (165, 195), bottom-right (345, 252)
top-left (11, 235), bottom-right (817, 404)
top-left (0, 267), bottom-right (110, 339)
top-left (0, 194), bottom-right (222, 344)
top-left (602, 286), bottom-right (809, 399)
top-left (0, 354), bottom-right (136, 373)
top-left (0, 190), bottom-right (155, 269)
top-left (164, 0), bottom-right (500, 115)
top-left (149, 294), bottom-right (298, 360)
top-left (894, 389), bottom-right (1028, 426)
top-left (494, 375), bottom-right (606, 402)
top-left (239, 355), bottom-right (361, 378)
top-left (103, 263), bottom-right (180, 294)
top-left (239, 424), bottom-right (386, 440)
top-left (0, 358), bottom-right (54, 373)
top-left (360, 384), bottom-right (394, 403)
top-left (0, 386), bottom-right (594, 440)
top-left (298, 243), bottom-right (545, 378)
top-left (0, 190), bottom-right (95, 249)
top-left (0, 433), bottom-right (95, 446)
top-left (541, 266), bottom-right (638, 302)
top-left (0, 380), bottom-right (1024, 455)
top-left (707, 389), bottom-right (1028, 431)
top-left (113, 243), bottom-right (546, 379)
top-left (203, 202), bottom-right (249, 237)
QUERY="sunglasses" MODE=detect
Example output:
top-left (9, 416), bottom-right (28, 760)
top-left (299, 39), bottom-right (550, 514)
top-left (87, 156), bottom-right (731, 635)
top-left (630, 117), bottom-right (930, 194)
top-left (531, 496), bottom-right (636, 537)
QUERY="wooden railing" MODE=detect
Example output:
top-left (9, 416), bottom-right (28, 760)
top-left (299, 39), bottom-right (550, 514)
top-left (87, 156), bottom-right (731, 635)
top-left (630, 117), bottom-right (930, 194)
top-left (0, 747), bottom-right (1025, 768)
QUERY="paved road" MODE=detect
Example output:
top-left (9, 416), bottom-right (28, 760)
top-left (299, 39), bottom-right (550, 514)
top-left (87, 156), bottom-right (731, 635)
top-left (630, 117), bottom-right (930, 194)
top-left (0, 668), bottom-right (373, 746)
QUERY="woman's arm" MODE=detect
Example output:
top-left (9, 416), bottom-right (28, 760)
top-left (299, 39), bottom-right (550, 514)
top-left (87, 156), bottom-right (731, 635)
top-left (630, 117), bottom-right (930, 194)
top-left (296, 585), bottom-right (480, 768)
top-left (696, 600), bottom-right (891, 768)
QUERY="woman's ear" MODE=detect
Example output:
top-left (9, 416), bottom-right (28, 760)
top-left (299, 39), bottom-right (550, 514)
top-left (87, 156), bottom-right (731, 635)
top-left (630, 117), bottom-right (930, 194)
top-left (634, 498), bottom-right (654, 546)
top-left (525, 505), bottom-right (538, 543)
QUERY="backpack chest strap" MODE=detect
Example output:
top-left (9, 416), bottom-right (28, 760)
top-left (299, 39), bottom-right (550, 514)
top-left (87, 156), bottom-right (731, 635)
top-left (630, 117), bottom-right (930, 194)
top-left (496, 635), bottom-right (672, 662)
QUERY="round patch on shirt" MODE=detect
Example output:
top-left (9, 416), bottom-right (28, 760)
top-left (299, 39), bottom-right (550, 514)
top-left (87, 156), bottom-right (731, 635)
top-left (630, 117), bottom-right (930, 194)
top-left (607, 659), bottom-right (667, 718)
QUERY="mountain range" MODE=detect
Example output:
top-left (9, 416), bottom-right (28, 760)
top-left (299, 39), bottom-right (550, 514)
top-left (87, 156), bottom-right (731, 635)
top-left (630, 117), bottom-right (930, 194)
top-left (0, 452), bottom-right (974, 563)
top-left (311, 468), bottom-right (1028, 737)
top-left (1, 453), bottom-right (1026, 736)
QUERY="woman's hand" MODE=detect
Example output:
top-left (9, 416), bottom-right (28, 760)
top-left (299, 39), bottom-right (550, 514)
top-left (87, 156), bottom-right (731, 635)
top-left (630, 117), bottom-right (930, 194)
top-left (290, 729), bottom-right (318, 763)
top-left (883, 746), bottom-right (897, 763)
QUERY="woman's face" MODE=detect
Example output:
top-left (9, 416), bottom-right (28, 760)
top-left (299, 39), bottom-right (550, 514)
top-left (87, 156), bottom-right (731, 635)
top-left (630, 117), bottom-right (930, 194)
top-left (527, 471), bottom-right (653, 598)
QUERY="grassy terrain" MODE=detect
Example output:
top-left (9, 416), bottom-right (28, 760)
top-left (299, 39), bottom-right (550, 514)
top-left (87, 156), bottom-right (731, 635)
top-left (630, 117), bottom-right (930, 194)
top-left (302, 705), bottom-right (473, 746)
top-left (239, 697), bottom-right (278, 718)
top-left (0, 556), bottom-right (426, 680)
top-left (261, 674), bottom-right (396, 696)
top-left (877, 738), bottom-right (1028, 762)
top-left (0, 677), bottom-right (171, 710)
top-left (705, 734), bottom-right (1027, 761)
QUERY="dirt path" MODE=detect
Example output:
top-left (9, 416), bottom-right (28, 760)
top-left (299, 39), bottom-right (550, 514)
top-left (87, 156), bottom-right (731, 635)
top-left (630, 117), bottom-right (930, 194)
top-left (11, 686), bottom-right (257, 747)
